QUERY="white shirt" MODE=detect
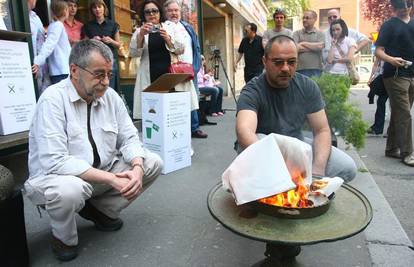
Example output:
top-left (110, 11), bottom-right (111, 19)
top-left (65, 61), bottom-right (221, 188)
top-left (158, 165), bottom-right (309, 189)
top-left (327, 37), bottom-right (357, 75)
top-left (29, 11), bottom-right (45, 56)
top-left (323, 28), bottom-right (367, 62)
top-left (28, 78), bottom-right (146, 180)
top-left (34, 20), bottom-right (71, 76)
top-left (170, 21), bottom-right (193, 64)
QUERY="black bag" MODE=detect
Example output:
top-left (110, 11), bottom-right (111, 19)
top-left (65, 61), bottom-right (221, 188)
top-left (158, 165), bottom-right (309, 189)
top-left (368, 74), bottom-right (387, 104)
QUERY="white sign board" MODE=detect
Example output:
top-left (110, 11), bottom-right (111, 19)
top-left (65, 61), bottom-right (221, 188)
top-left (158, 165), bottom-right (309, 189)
top-left (142, 91), bottom-right (191, 174)
top-left (0, 40), bottom-right (36, 135)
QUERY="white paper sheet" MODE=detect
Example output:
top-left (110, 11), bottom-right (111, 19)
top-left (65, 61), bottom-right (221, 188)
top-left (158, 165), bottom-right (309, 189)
top-left (222, 134), bottom-right (313, 205)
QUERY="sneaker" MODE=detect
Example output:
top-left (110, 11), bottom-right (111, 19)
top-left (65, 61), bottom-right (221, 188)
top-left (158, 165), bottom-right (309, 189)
top-left (385, 149), bottom-right (401, 159)
top-left (51, 235), bottom-right (78, 262)
top-left (79, 201), bottom-right (123, 231)
top-left (402, 154), bottom-right (414, 167)
top-left (191, 130), bottom-right (208, 138)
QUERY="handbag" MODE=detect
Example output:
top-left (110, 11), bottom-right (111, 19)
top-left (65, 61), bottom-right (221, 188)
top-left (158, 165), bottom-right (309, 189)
top-left (335, 43), bottom-right (360, 85)
top-left (169, 53), bottom-right (194, 81)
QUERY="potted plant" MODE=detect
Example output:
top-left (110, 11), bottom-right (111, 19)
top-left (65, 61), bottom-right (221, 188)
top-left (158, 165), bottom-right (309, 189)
top-left (312, 73), bottom-right (367, 150)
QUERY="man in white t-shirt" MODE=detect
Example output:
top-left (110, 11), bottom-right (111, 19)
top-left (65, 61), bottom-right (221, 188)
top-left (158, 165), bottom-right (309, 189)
top-left (322, 8), bottom-right (369, 63)
top-left (164, 0), bottom-right (208, 140)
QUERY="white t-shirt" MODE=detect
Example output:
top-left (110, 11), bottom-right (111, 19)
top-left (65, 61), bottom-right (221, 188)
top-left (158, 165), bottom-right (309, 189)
top-left (328, 36), bottom-right (356, 75)
top-left (169, 20), bottom-right (193, 64)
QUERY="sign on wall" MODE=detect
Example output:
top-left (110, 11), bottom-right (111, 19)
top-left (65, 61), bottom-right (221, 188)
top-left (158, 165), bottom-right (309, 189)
top-left (0, 39), bottom-right (36, 135)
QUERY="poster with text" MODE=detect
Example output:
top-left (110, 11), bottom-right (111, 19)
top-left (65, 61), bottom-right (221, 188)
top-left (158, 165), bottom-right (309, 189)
top-left (0, 39), bottom-right (36, 135)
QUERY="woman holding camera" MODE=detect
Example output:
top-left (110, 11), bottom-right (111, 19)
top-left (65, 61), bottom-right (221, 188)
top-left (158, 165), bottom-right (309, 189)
top-left (130, 0), bottom-right (184, 119)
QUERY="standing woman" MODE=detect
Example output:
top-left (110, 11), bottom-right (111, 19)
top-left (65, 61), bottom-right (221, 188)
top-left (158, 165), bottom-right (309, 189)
top-left (82, 0), bottom-right (121, 88)
top-left (33, 0), bottom-right (71, 85)
top-left (326, 19), bottom-right (356, 76)
top-left (28, 0), bottom-right (50, 92)
top-left (129, 0), bottom-right (184, 119)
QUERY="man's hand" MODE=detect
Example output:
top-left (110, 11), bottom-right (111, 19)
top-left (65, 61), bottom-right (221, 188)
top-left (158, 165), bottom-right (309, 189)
top-left (389, 57), bottom-right (406, 68)
top-left (112, 167), bottom-right (144, 201)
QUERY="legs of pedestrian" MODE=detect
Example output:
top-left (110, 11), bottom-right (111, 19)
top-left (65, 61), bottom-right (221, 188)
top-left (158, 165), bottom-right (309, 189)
top-left (368, 94), bottom-right (388, 135)
top-left (383, 77), bottom-right (414, 166)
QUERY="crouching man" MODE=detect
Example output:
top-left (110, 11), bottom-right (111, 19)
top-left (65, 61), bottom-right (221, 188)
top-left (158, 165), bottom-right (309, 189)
top-left (24, 39), bottom-right (163, 261)
top-left (236, 35), bottom-right (357, 182)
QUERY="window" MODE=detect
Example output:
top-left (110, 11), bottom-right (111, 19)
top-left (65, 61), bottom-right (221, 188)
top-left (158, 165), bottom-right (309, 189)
top-left (0, 0), bottom-right (12, 30)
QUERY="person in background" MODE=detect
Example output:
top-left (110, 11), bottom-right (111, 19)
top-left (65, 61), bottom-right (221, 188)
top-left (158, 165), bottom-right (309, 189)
top-left (325, 19), bottom-right (356, 76)
top-left (235, 23), bottom-right (264, 83)
top-left (198, 55), bottom-right (224, 117)
top-left (82, 0), bottom-right (121, 89)
top-left (262, 8), bottom-right (293, 48)
top-left (322, 8), bottom-right (369, 64)
top-left (28, 0), bottom-right (50, 92)
top-left (63, 0), bottom-right (83, 46)
top-left (129, 0), bottom-right (187, 119)
top-left (293, 10), bottom-right (325, 78)
top-left (164, 0), bottom-right (208, 139)
top-left (375, 0), bottom-right (414, 166)
top-left (32, 0), bottom-right (71, 85)
top-left (367, 58), bottom-right (388, 136)
top-left (24, 39), bottom-right (163, 262)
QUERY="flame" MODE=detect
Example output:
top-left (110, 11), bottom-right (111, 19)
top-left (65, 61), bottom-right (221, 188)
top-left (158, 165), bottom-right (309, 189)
top-left (258, 171), bottom-right (313, 208)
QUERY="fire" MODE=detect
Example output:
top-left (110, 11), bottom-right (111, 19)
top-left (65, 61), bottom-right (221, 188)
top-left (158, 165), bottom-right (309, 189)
top-left (258, 171), bottom-right (313, 208)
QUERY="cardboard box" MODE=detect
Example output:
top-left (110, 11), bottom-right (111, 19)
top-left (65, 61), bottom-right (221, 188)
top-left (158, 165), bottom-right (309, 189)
top-left (0, 36), bottom-right (37, 135)
top-left (142, 73), bottom-right (192, 174)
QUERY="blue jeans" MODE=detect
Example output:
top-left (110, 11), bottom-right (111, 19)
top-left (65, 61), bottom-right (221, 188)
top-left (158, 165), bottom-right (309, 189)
top-left (297, 69), bottom-right (322, 78)
top-left (371, 94), bottom-right (388, 134)
top-left (50, 74), bottom-right (68, 84)
top-left (199, 86), bottom-right (223, 113)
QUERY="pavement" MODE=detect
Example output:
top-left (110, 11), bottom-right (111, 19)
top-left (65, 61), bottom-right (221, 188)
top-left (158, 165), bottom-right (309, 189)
top-left (23, 95), bottom-right (414, 266)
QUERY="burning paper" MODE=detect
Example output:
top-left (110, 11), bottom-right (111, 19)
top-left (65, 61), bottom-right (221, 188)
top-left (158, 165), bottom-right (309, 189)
top-left (222, 134), bottom-right (313, 205)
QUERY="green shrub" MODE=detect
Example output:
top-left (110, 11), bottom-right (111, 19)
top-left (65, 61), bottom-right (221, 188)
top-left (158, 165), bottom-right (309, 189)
top-left (312, 73), bottom-right (367, 150)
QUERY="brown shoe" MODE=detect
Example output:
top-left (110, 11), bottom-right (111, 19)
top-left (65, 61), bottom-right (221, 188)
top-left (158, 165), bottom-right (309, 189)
top-left (385, 149), bottom-right (401, 159)
top-left (51, 235), bottom-right (78, 261)
top-left (191, 129), bottom-right (208, 138)
top-left (78, 201), bottom-right (123, 231)
top-left (402, 154), bottom-right (414, 167)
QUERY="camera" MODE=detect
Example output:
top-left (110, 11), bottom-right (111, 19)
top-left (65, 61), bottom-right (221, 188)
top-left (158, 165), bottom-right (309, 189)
top-left (403, 60), bottom-right (412, 69)
top-left (150, 24), bottom-right (160, 33)
top-left (213, 48), bottom-right (220, 56)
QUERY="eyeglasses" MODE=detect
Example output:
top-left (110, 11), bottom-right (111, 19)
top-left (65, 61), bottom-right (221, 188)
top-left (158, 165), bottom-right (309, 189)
top-left (76, 64), bottom-right (113, 81)
top-left (303, 16), bottom-right (313, 20)
top-left (328, 15), bottom-right (338, 20)
top-left (144, 8), bottom-right (159, 15)
top-left (271, 59), bottom-right (297, 67)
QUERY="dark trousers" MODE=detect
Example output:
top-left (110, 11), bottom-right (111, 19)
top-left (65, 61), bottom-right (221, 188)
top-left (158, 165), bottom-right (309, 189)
top-left (50, 74), bottom-right (68, 84)
top-left (383, 77), bottom-right (414, 156)
top-left (371, 94), bottom-right (388, 134)
top-left (244, 69), bottom-right (263, 83)
top-left (199, 86), bottom-right (223, 114)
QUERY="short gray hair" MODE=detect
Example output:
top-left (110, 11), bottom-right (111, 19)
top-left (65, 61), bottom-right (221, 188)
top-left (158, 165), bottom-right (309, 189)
top-left (163, 0), bottom-right (181, 10)
top-left (69, 39), bottom-right (113, 68)
top-left (264, 35), bottom-right (297, 58)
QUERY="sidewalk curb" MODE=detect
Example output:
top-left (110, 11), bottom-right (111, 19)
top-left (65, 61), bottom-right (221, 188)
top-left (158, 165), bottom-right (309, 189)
top-left (343, 141), bottom-right (414, 266)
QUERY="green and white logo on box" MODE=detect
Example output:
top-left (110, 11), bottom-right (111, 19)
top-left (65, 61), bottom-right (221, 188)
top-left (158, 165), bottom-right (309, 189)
top-left (145, 120), bottom-right (160, 139)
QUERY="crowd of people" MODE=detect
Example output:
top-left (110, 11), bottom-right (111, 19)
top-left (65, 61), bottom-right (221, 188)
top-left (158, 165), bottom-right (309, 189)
top-left (22, 0), bottom-right (414, 262)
